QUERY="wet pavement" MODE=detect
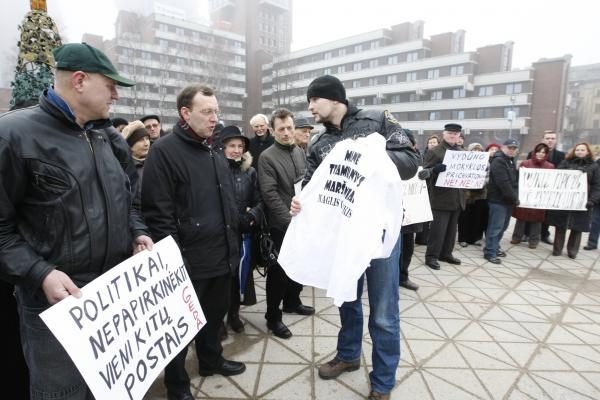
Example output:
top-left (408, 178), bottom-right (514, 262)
top-left (144, 230), bottom-right (600, 399)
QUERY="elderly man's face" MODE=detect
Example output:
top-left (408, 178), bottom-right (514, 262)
top-left (442, 130), bottom-right (460, 145)
top-left (252, 120), bottom-right (269, 137)
top-left (294, 126), bottom-right (311, 146)
top-left (144, 118), bottom-right (161, 140)
top-left (81, 73), bottom-right (119, 120)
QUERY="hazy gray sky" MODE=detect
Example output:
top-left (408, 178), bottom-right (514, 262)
top-left (1, 0), bottom-right (598, 85)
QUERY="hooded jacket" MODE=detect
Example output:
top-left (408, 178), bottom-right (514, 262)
top-left (487, 150), bottom-right (519, 205)
top-left (0, 91), bottom-right (148, 290)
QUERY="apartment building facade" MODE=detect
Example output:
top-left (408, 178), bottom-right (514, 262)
top-left (98, 10), bottom-right (246, 128)
top-left (565, 63), bottom-right (600, 148)
top-left (209, 0), bottom-right (292, 126)
top-left (262, 21), bottom-right (570, 152)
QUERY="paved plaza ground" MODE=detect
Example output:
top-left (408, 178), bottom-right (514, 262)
top-left (145, 231), bottom-right (600, 399)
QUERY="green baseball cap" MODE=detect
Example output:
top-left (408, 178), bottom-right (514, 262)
top-left (53, 42), bottom-right (135, 87)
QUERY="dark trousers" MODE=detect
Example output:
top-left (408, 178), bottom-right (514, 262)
top-left (265, 228), bottom-right (303, 323)
top-left (399, 233), bottom-right (413, 283)
top-left (553, 228), bottom-right (582, 257)
top-left (415, 223), bottom-right (430, 245)
top-left (164, 273), bottom-right (231, 395)
top-left (458, 199), bottom-right (488, 244)
top-left (426, 209), bottom-right (460, 261)
top-left (1, 282), bottom-right (29, 399)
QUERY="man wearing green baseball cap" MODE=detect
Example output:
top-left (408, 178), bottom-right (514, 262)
top-left (0, 42), bottom-right (152, 399)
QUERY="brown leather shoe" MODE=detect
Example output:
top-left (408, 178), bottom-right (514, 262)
top-left (317, 357), bottom-right (360, 379)
top-left (368, 391), bottom-right (390, 400)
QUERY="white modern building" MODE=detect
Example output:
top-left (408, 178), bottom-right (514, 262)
top-left (262, 21), bottom-right (570, 150)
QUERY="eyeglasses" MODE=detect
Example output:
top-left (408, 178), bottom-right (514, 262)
top-left (145, 123), bottom-right (160, 129)
top-left (197, 109), bottom-right (220, 116)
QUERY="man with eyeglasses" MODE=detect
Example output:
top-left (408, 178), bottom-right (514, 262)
top-left (140, 114), bottom-right (167, 144)
top-left (142, 84), bottom-right (246, 400)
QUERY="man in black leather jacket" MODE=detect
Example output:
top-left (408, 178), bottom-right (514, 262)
top-left (295, 75), bottom-right (419, 400)
top-left (0, 42), bottom-right (152, 399)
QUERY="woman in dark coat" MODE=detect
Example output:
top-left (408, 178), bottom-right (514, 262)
top-left (546, 142), bottom-right (600, 258)
top-left (458, 142), bottom-right (488, 247)
top-left (510, 143), bottom-right (555, 249)
top-left (221, 126), bottom-right (264, 333)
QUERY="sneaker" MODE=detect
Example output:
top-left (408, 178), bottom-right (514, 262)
top-left (584, 245), bottom-right (597, 250)
top-left (484, 256), bottom-right (502, 264)
top-left (318, 357), bottom-right (360, 379)
top-left (496, 249), bottom-right (507, 257)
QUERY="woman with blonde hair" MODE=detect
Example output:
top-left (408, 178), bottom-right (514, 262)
top-left (545, 142), bottom-right (600, 258)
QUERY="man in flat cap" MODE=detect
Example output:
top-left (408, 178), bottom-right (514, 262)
top-left (290, 75), bottom-right (419, 400)
top-left (418, 123), bottom-right (466, 271)
top-left (141, 114), bottom-right (166, 144)
top-left (0, 42), bottom-right (152, 398)
top-left (484, 138), bottom-right (520, 264)
top-left (293, 117), bottom-right (314, 153)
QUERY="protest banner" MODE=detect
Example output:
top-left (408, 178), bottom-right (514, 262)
top-left (40, 236), bottom-right (204, 400)
top-left (402, 167), bottom-right (433, 226)
top-left (518, 168), bottom-right (588, 210)
top-left (435, 150), bottom-right (488, 189)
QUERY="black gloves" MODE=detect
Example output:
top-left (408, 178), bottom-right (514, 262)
top-left (239, 212), bottom-right (255, 232)
top-left (432, 163), bottom-right (447, 173)
top-left (418, 169), bottom-right (432, 180)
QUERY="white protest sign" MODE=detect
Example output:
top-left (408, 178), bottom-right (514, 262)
top-left (518, 168), bottom-right (588, 211)
top-left (435, 151), bottom-right (489, 189)
top-left (40, 236), bottom-right (205, 400)
top-left (402, 167), bottom-right (433, 226)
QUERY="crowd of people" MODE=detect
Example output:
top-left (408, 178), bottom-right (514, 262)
top-left (1, 42), bottom-right (599, 400)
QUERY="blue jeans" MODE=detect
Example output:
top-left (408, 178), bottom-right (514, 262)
top-left (336, 236), bottom-right (401, 394)
top-left (484, 202), bottom-right (513, 258)
top-left (587, 205), bottom-right (600, 248)
top-left (16, 287), bottom-right (93, 400)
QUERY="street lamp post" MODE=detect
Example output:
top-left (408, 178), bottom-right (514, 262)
top-left (507, 95), bottom-right (516, 138)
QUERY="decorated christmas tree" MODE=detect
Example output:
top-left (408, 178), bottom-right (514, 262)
top-left (9, 0), bottom-right (62, 109)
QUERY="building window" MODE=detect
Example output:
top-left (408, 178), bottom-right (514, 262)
top-left (427, 69), bottom-right (440, 79)
top-left (368, 77), bottom-right (377, 86)
top-left (352, 80), bottom-right (361, 88)
top-left (453, 88), bottom-right (466, 98)
top-left (594, 104), bottom-right (600, 113)
top-left (369, 59), bottom-right (379, 68)
top-left (429, 111), bottom-right (441, 120)
top-left (406, 72), bottom-right (417, 81)
top-left (338, 65), bottom-right (346, 73)
top-left (452, 110), bottom-right (465, 120)
top-left (324, 51), bottom-right (332, 60)
top-left (478, 86), bottom-right (493, 96)
top-left (387, 75), bottom-right (397, 84)
top-left (388, 55), bottom-right (398, 65)
top-left (339, 48), bottom-right (346, 57)
top-left (324, 67), bottom-right (332, 75)
top-left (506, 83), bottom-right (522, 94)
top-left (354, 44), bottom-right (362, 53)
top-left (430, 91), bottom-right (442, 100)
top-left (371, 40), bottom-right (380, 49)
top-left (175, 28), bottom-right (184, 36)
top-left (450, 65), bottom-right (464, 76)
top-left (176, 58), bottom-right (185, 66)
top-left (158, 23), bottom-right (168, 32)
top-left (409, 93), bottom-right (417, 102)
top-left (595, 89), bottom-right (600, 97)
top-left (141, 51), bottom-right (151, 60)
top-left (357, 98), bottom-right (366, 106)
top-left (406, 52), bottom-right (419, 62)
top-left (353, 62), bottom-right (362, 71)
top-left (477, 109), bottom-right (492, 118)
top-left (504, 108), bottom-right (519, 119)
top-left (391, 94), bottom-right (401, 103)
top-left (594, 120), bottom-right (600, 128)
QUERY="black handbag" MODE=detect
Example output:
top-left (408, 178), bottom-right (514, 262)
top-left (256, 215), bottom-right (278, 276)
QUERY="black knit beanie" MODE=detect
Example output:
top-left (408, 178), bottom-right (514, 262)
top-left (306, 75), bottom-right (347, 104)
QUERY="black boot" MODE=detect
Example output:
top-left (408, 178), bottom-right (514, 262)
top-left (227, 312), bottom-right (245, 333)
top-left (567, 230), bottom-right (582, 259)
